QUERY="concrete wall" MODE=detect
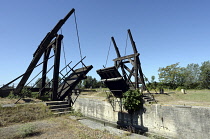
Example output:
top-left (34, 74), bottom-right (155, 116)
top-left (73, 97), bottom-right (210, 139)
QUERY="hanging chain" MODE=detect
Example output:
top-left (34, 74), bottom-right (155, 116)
top-left (124, 31), bottom-right (129, 56)
top-left (74, 11), bottom-right (83, 60)
top-left (60, 28), bottom-right (68, 73)
top-left (105, 40), bottom-right (112, 68)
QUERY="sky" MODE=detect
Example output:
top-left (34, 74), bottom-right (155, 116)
top-left (0, 0), bottom-right (210, 86)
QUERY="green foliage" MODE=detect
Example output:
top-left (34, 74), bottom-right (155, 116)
top-left (35, 77), bottom-right (51, 88)
top-left (76, 81), bottom-right (83, 89)
top-left (158, 61), bottom-right (210, 89)
top-left (70, 108), bottom-right (83, 117)
top-left (106, 92), bottom-right (115, 104)
top-left (176, 86), bottom-right (184, 91)
top-left (21, 87), bottom-right (32, 98)
top-left (122, 90), bottom-right (142, 114)
top-left (199, 61), bottom-right (210, 89)
top-left (7, 91), bottom-right (19, 99)
top-left (7, 88), bottom-right (32, 99)
top-left (82, 76), bottom-right (105, 88)
top-left (158, 63), bottom-right (181, 89)
top-left (151, 75), bottom-right (155, 82)
top-left (184, 63), bottom-right (200, 88)
top-left (37, 93), bottom-right (51, 101)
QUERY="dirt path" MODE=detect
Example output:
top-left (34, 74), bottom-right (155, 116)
top-left (0, 115), bottom-right (148, 139)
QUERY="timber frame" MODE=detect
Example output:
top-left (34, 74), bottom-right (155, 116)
top-left (97, 29), bottom-right (147, 99)
top-left (0, 8), bottom-right (93, 102)
top-left (112, 29), bottom-right (146, 91)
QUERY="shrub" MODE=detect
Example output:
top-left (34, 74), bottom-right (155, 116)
top-left (122, 89), bottom-right (143, 114)
top-left (176, 86), bottom-right (185, 91)
top-left (7, 91), bottom-right (19, 99)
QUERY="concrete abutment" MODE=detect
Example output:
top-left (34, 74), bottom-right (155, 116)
top-left (73, 97), bottom-right (210, 139)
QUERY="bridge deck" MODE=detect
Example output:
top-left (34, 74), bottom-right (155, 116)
top-left (57, 65), bottom-right (93, 100)
top-left (97, 66), bottom-right (129, 98)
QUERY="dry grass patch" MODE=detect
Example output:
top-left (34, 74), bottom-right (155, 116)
top-left (0, 103), bottom-right (52, 127)
top-left (25, 116), bottom-right (119, 139)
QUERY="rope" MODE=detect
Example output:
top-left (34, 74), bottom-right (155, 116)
top-left (124, 31), bottom-right (129, 56)
top-left (74, 11), bottom-right (83, 60)
top-left (104, 40), bottom-right (112, 68)
top-left (60, 28), bottom-right (68, 73)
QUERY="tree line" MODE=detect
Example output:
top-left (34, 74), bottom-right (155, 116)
top-left (146, 60), bottom-right (210, 90)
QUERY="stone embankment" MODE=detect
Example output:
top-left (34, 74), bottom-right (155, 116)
top-left (73, 97), bottom-right (210, 139)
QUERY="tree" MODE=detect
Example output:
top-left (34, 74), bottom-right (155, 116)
top-left (35, 77), bottom-right (51, 88)
top-left (199, 61), bottom-right (210, 89)
top-left (158, 63), bottom-right (181, 89)
top-left (149, 76), bottom-right (157, 90)
top-left (184, 63), bottom-right (200, 89)
top-left (151, 76), bottom-right (155, 83)
top-left (176, 67), bottom-right (186, 87)
top-left (83, 76), bottom-right (99, 88)
top-left (76, 81), bottom-right (83, 89)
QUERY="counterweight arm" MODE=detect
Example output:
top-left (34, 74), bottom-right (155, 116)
top-left (14, 8), bottom-right (75, 95)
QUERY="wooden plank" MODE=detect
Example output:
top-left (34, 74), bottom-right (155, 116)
top-left (101, 77), bottom-right (123, 82)
top-left (113, 53), bottom-right (139, 61)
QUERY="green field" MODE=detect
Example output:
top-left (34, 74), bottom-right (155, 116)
top-left (80, 89), bottom-right (210, 107)
top-left (149, 89), bottom-right (210, 106)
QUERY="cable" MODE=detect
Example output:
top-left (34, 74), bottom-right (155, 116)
top-left (60, 28), bottom-right (68, 73)
top-left (105, 40), bottom-right (112, 68)
top-left (124, 31), bottom-right (129, 56)
top-left (74, 11), bottom-right (83, 60)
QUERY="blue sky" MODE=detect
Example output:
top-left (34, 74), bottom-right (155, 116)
top-left (0, 0), bottom-right (210, 86)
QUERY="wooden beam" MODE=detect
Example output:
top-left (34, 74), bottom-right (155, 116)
top-left (101, 77), bottom-right (123, 82)
top-left (113, 53), bottom-right (139, 61)
top-left (52, 35), bottom-right (63, 100)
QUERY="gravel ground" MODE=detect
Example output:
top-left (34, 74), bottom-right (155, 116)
top-left (75, 116), bottom-right (148, 139)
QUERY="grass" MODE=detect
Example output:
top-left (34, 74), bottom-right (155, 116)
top-left (48, 116), bottom-right (120, 139)
top-left (0, 96), bottom-right (121, 138)
top-left (178, 89), bottom-right (210, 101)
top-left (80, 88), bottom-right (210, 106)
top-left (1, 115), bottom-right (120, 139)
top-left (152, 89), bottom-right (210, 106)
top-left (0, 103), bottom-right (52, 127)
top-left (17, 123), bottom-right (41, 138)
top-left (35, 115), bottom-right (119, 139)
top-left (70, 108), bottom-right (83, 117)
top-left (0, 99), bottom-right (120, 139)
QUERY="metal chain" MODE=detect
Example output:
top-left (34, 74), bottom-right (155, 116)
top-left (124, 31), bottom-right (129, 56)
top-left (105, 40), bottom-right (112, 68)
top-left (74, 11), bottom-right (83, 60)
top-left (60, 28), bottom-right (68, 73)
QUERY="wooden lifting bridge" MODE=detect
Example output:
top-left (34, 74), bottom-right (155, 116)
top-left (0, 8), bottom-right (93, 106)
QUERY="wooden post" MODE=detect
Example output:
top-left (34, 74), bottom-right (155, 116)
top-left (40, 46), bottom-right (52, 96)
top-left (112, 37), bottom-right (128, 82)
top-left (13, 9), bottom-right (75, 95)
top-left (52, 35), bottom-right (63, 101)
top-left (128, 29), bottom-right (139, 89)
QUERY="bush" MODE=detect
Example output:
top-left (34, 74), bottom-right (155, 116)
top-left (7, 91), bottom-right (19, 99)
top-left (122, 89), bottom-right (143, 114)
top-left (21, 88), bottom-right (32, 98)
top-left (7, 88), bottom-right (33, 99)
top-left (176, 86), bottom-right (185, 91)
